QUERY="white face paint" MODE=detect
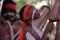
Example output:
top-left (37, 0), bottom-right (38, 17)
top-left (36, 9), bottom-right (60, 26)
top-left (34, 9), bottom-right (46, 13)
top-left (32, 9), bottom-right (42, 38)
top-left (0, 0), bottom-right (3, 12)
top-left (4, 12), bottom-right (15, 20)
top-left (4, 12), bottom-right (15, 17)
top-left (32, 9), bottom-right (41, 27)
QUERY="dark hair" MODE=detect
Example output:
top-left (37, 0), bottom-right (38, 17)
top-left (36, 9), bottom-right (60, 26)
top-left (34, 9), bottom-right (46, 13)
top-left (3, 0), bottom-right (16, 5)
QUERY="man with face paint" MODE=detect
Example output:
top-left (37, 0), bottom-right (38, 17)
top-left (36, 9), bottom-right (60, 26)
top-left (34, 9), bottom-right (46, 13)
top-left (1, 0), bottom-right (16, 24)
top-left (1, 0), bottom-right (23, 34)
top-left (0, 0), bottom-right (12, 40)
top-left (18, 4), bottom-right (43, 40)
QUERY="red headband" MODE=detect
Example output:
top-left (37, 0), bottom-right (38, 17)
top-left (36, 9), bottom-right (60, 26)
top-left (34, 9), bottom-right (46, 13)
top-left (23, 5), bottom-right (30, 21)
top-left (4, 4), bottom-right (16, 11)
top-left (18, 5), bottom-right (30, 40)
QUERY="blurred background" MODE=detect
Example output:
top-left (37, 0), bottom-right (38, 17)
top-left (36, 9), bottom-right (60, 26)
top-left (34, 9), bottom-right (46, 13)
top-left (12, 0), bottom-right (56, 13)
top-left (0, 0), bottom-right (56, 13)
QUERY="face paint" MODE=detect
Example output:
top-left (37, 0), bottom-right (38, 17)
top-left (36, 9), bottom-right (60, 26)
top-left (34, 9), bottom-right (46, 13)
top-left (32, 9), bottom-right (41, 27)
top-left (32, 9), bottom-right (42, 38)
top-left (4, 13), bottom-right (15, 16)
top-left (4, 12), bottom-right (15, 20)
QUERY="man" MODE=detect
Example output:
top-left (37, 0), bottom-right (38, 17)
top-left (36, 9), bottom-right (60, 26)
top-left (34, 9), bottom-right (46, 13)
top-left (0, 0), bottom-right (12, 40)
top-left (18, 4), bottom-right (54, 40)
top-left (1, 0), bottom-right (23, 34)
top-left (1, 0), bottom-right (16, 24)
top-left (18, 4), bottom-right (43, 40)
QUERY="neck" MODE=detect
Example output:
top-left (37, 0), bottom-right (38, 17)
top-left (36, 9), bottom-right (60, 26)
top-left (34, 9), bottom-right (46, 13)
top-left (25, 21), bottom-right (32, 27)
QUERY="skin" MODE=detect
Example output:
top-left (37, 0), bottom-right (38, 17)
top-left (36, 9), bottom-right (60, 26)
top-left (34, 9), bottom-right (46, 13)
top-left (49, 0), bottom-right (60, 40)
top-left (0, 15), bottom-right (12, 40)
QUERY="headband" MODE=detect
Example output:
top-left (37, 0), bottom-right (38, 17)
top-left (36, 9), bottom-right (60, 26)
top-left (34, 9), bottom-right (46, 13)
top-left (4, 4), bottom-right (16, 11)
top-left (23, 5), bottom-right (30, 21)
